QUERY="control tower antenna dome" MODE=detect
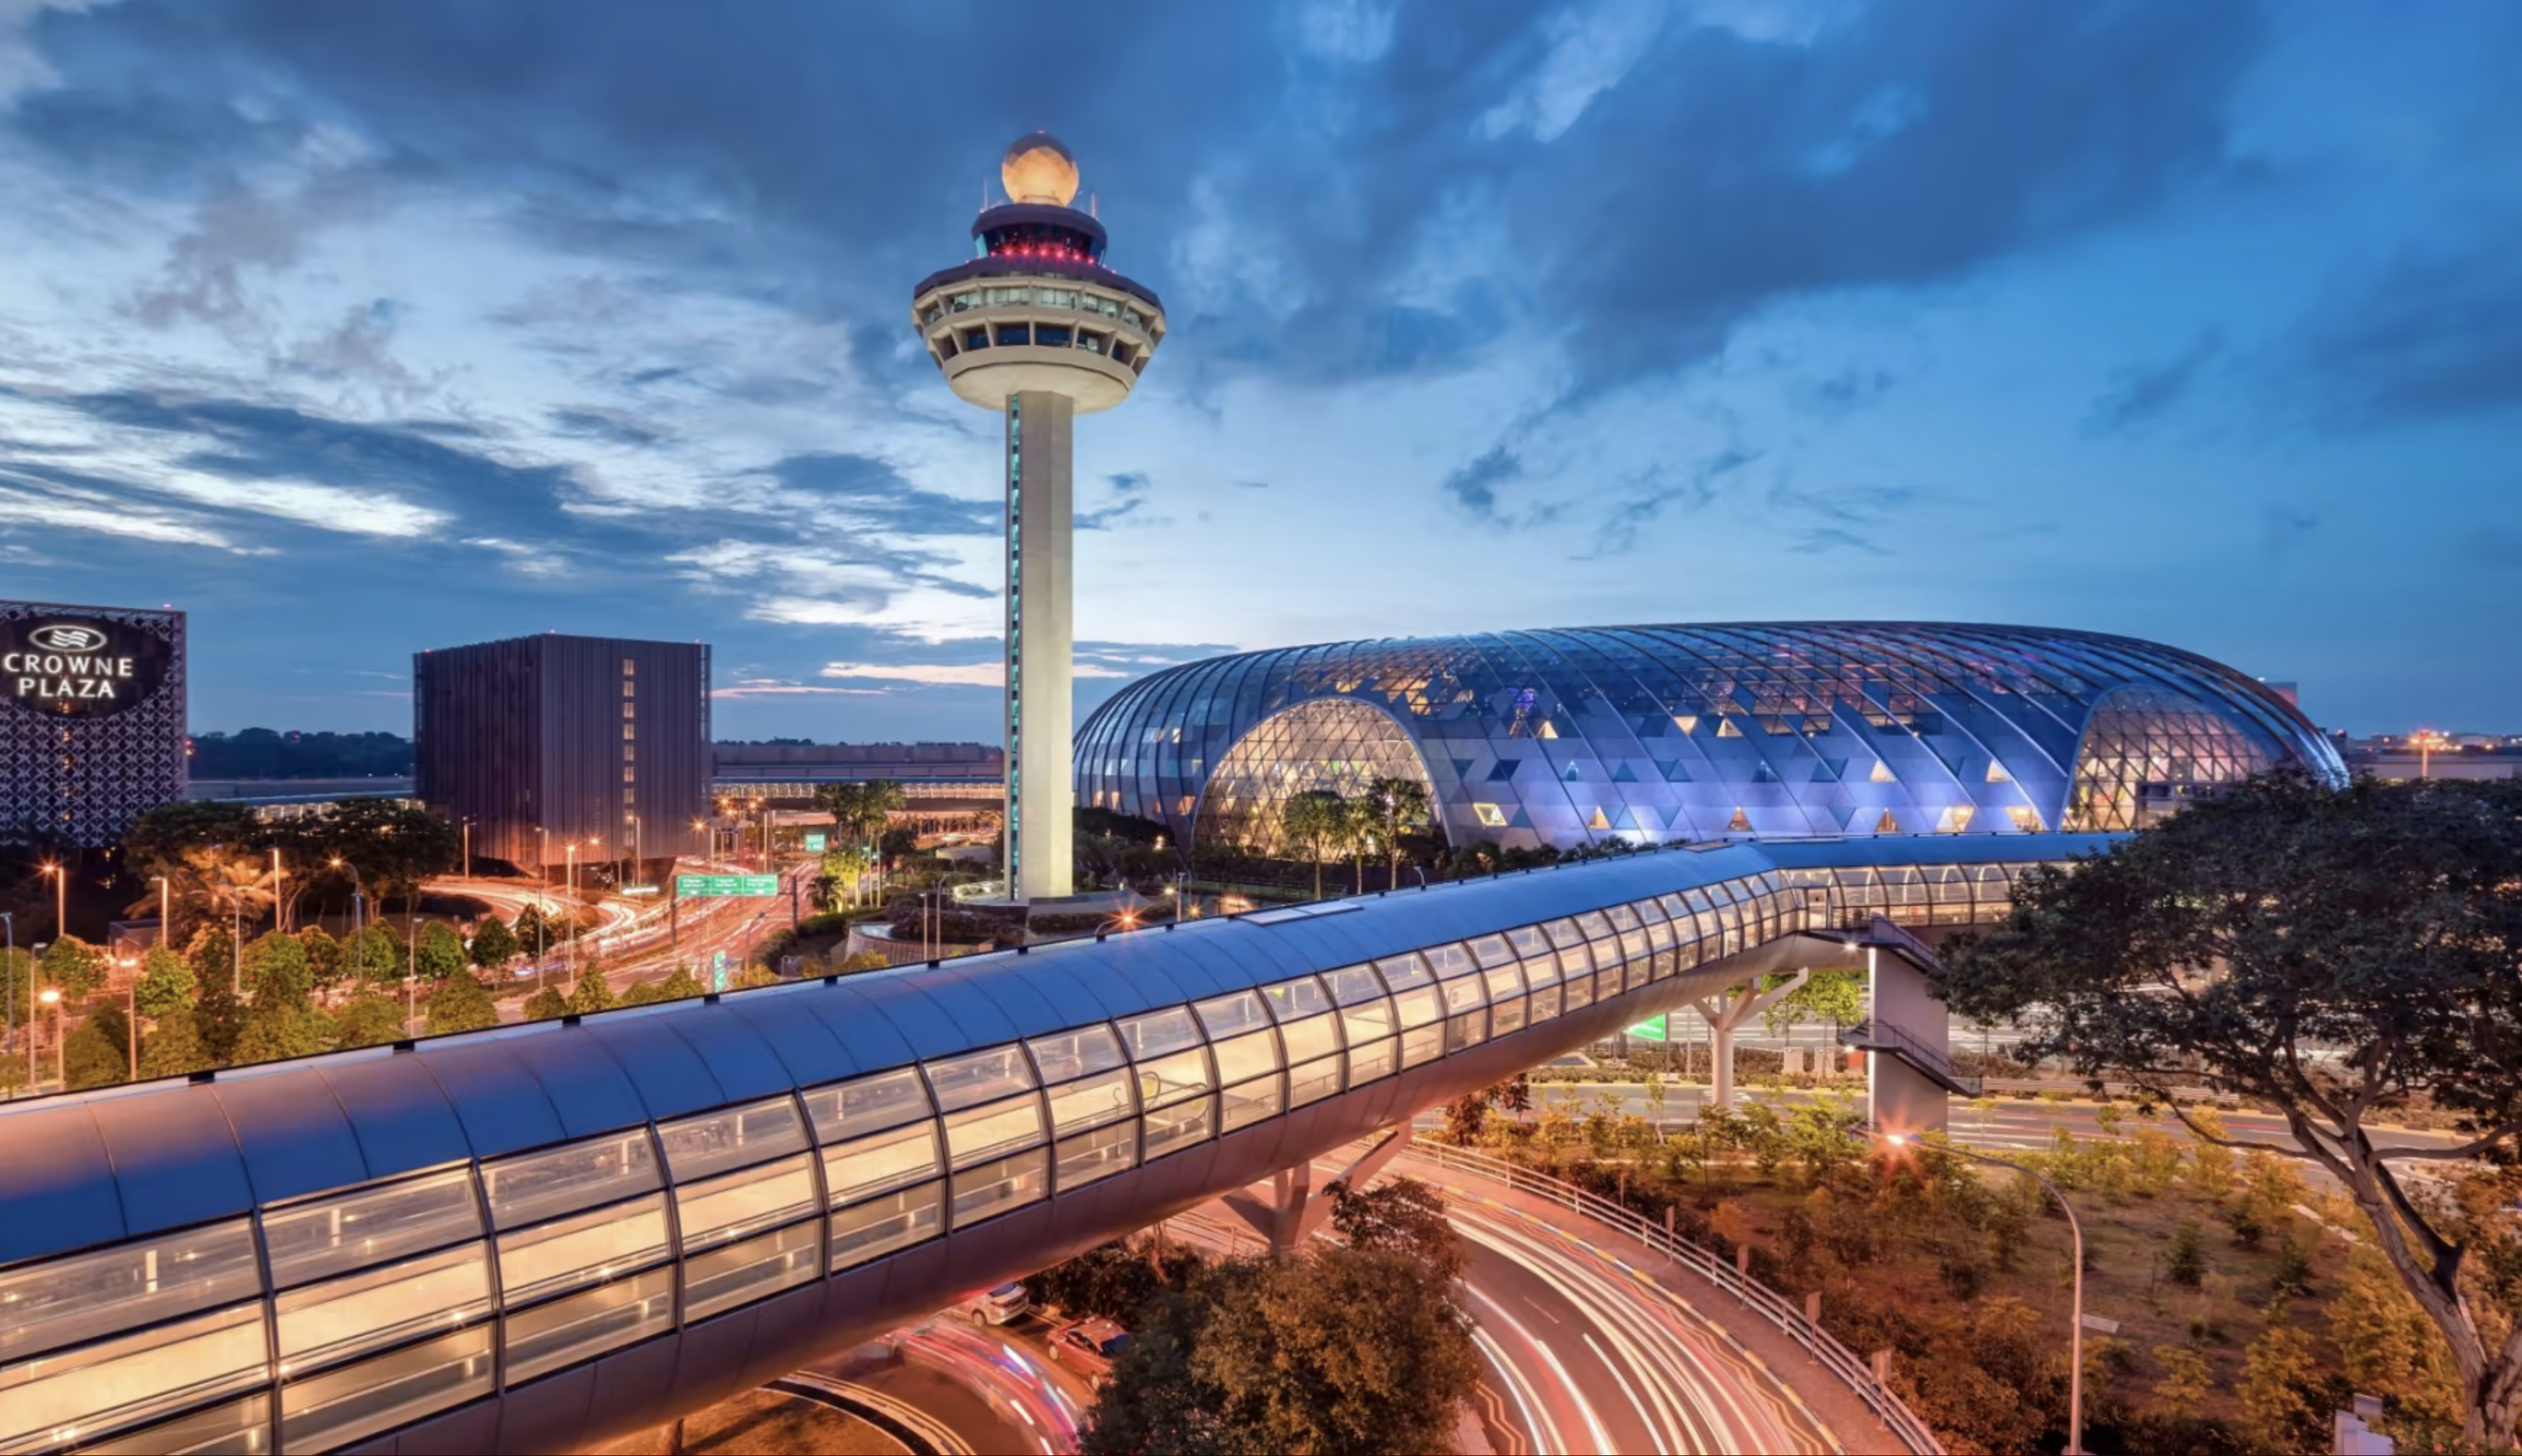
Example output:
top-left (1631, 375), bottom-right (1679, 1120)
top-left (1002, 131), bottom-right (1080, 207)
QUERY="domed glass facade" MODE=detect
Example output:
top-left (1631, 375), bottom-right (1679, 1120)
top-left (1075, 623), bottom-right (2345, 854)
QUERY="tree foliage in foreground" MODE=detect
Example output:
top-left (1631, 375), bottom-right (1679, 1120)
top-left (1080, 1177), bottom-right (1478, 1456)
top-left (1941, 772), bottom-right (2522, 1449)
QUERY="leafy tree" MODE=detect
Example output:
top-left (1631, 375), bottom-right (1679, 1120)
top-left (835, 949), bottom-right (891, 973)
top-left (1078, 1285), bottom-right (1238, 1456)
top-left (510, 903), bottom-right (547, 958)
top-left (120, 800), bottom-right (262, 920)
top-left (879, 824), bottom-right (919, 866)
top-left (1941, 773), bottom-right (2522, 1449)
top-left (1363, 776), bottom-right (1431, 885)
top-left (0, 946), bottom-right (33, 1034)
top-left (2330, 1243), bottom-right (2464, 1432)
top-left (732, 965), bottom-right (780, 990)
top-left (426, 973), bottom-right (499, 1035)
top-left (468, 914), bottom-right (519, 970)
top-left (2165, 1222), bottom-right (2207, 1287)
top-left (296, 924), bottom-right (345, 992)
top-left (332, 994), bottom-right (406, 1050)
top-left (654, 965), bottom-right (705, 1000)
top-left (2239, 1305), bottom-right (2328, 1455)
top-left (618, 980), bottom-right (665, 1007)
top-left (193, 974), bottom-right (246, 1065)
top-left (1760, 966), bottom-right (1865, 1038)
top-left (39, 936), bottom-right (106, 1000)
top-left (139, 1005), bottom-right (213, 1079)
top-left (63, 1001), bottom-right (133, 1089)
top-left (415, 922), bottom-right (466, 983)
top-left (521, 988), bottom-right (570, 1021)
top-left (567, 965), bottom-right (614, 1015)
top-left (242, 930), bottom-right (311, 1001)
top-left (347, 922), bottom-right (404, 984)
top-left (2150, 1344), bottom-right (2213, 1416)
top-left (318, 798), bottom-right (461, 908)
top-left (133, 945), bottom-right (196, 1019)
top-left (1279, 790), bottom-right (1347, 900)
top-left (184, 924), bottom-right (239, 998)
top-left (1329, 1177), bottom-right (1465, 1280)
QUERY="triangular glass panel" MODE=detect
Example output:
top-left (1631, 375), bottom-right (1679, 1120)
top-left (1612, 763), bottom-right (1639, 783)
top-left (1869, 760), bottom-right (1896, 784)
top-left (1660, 760), bottom-right (1691, 783)
top-left (1726, 807), bottom-right (1752, 832)
top-left (1537, 720), bottom-right (1559, 740)
top-left (1674, 715), bottom-right (1699, 735)
top-left (1488, 758), bottom-right (1522, 782)
top-left (1751, 763), bottom-right (1780, 783)
top-left (1810, 762), bottom-right (1837, 783)
top-left (1985, 759), bottom-right (2012, 783)
top-left (1508, 807), bottom-right (1532, 829)
top-left (1937, 805), bottom-right (1974, 832)
top-left (1562, 762), bottom-right (1583, 782)
top-left (1716, 718), bottom-right (1743, 738)
top-left (1452, 760), bottom-right (1476, 777)
top-left (1876, 809), bottom-right (1902, 834)
top-left (1586, 807), bottom-right (1613, 831)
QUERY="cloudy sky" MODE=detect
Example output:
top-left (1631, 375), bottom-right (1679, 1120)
top-left (0, 1), bottom-right (2515, 741)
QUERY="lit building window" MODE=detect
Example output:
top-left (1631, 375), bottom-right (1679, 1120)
top-left (2063, 686), bottom-right (2274, 831)
top-left (1192, 698), bottom-right (1432, 856)
top-left (1473, 803), bottom-right (1507, 828)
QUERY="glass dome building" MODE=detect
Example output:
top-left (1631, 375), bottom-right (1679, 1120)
top-left (1075, 622), bottom-right (2344, 855)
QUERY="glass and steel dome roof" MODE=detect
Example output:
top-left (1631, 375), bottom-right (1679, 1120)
top-left (1075, 622), bottom-right (2344, 854)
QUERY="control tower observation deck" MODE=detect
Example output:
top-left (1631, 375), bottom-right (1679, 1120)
top-left (912, 133), bottom-right (1166, 902)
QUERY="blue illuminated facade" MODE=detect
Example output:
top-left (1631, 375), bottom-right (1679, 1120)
top-left (1074, 622), bottom-right (2344, 854)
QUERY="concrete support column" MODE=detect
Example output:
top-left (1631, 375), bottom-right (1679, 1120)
top-left (1691, 968), bottom-right (1810, 1112)
top-left (1004, 390), bottom-right (1074, 902)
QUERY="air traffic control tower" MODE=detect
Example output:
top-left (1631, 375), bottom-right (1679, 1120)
top-left (912, 133), bottom-right (1166, 900)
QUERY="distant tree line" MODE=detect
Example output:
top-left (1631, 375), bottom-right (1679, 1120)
top-left (189, 729), bottom-right (413, 780)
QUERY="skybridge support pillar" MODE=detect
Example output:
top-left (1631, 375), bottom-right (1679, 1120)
top-left (1691, 969), bottom-right (1809, 1112)
top-left (1222, 1122), bottom-right (1415, 1262)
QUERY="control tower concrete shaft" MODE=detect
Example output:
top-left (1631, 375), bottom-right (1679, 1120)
top-left (911, 133), bottom-right (1166, 901)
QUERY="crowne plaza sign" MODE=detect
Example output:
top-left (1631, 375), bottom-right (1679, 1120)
top-left (0, 616), bottom-right (172, 717)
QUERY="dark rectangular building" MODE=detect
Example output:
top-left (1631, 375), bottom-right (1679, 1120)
top-left (414, 633), bottom-right (709, 880)
top-left (1, 599), bottom-right (186, 849)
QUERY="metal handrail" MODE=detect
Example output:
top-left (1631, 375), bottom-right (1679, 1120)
top-left (1403, 1141), bottom-right (1947, 1456)
top-left (1862, 913), bottom-right (1943, 969)
top-left (1841, 1018), bottom-right (1982, 1095)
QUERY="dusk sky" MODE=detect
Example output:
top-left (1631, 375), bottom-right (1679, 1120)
top-left (0, 1), bottom-right (2515, 742)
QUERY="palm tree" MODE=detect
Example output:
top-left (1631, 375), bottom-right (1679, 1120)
top-left (1364, 777), bottom-right (1432, 887)
top-left (1280, 791), bottom-right (1346, 901)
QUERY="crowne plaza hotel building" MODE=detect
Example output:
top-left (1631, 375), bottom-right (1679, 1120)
top-left (0, 599), bottom-right (186, 849)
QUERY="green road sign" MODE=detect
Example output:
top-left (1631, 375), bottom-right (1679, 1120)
top-left (803, 832), bottom-right (827, 852)
top-left (1626, 1014), bottom-right (1669, 1042)
top-left (676, 873), bottom-right (780, 898)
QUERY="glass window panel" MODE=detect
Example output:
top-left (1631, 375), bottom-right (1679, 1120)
top-left (262, 1169), bottom-right (482, 1291)
top-left (500, 1266), bottom-right (675, 1387)
top-left (1563, 973), bottom-right (1594, 1011)
top-left (1373, 953), bottom-right (1432, 990)
top-left (655, 1098), bottom-right (810, 1184)
top-left (1483, 963), bottom-right (1525, 1001)
top-left (1277, 1011), bottom-right (1340, 1064)
top-left (1391, 983), bottom-right (1444, 1029)
top-left (1467, 933), bottom-right (1516, 968)
top-left (1287, 1054), bottom-right (1343, 1107)
top-left (1401, 1023), bottom-right (1444, 1068)
top-left (274, 1242), bottom-right (490, 1375)
top-left (496, 1192), bottom-right (671, 1306)
top-left (1629, 897), bottom-right (1668, 925)
top-left (1115, 1007), bottom-right (1203, 1060)
top-left (277, 1323), bottom-right (492, 1455)
top-left (0, 1303), bottom-right (266, 1454)
top-left (0, 1219), bottom-right (262, 1364)
top-left (1339, 996), bottom-right (1394, 1048)
top-left (71, 1392), bottom-right (269, 1456)
top-left (1026, 1026), bottom-right (1125, 1084)
top-left (1259, 975), bottom-right (1333, 1021)
top-left (1321, 965), bottom-right (1386, 1006)
top-left (682, 1219), bottom-right (821, 1323)
top-left (1621, 929), bottom-right (1651, 963)
top-left (482, 1130), bottom-right (661, 1231)
top-left (1517, 941), bottom-right (1561, 988)
top-left (1140, 1097), bottom-right (1214, 1161)
top-left (1210, 1028), bottom-right (1281, 1085)
top-left (1606, 903), bottom-right (1641, 931)
top-left (1444, 1012), bottom-right (1489, 1054)
top-left (1045, 1067), bottom-right (1135, 1137)
top-left (1557, 944), bottom-right (1594, 982)
top-left (1528, 985), bottom-right (1563, 1021)
top-left (923, 1044), bottom-right (1037, 1113)
top-left (1134, 1047), bottom-right (1211, 1109)
top-left (1575, 910), bottom-right (1615, 939)
top-left (801, 1068), bottom-right (935, 1145)
top-left (1347, 1037), bottom-right (1397, 1085)
top-left (1491, 996), bottom-right (1528, 1036)
top-left (673, 1153), bottom-right (819, 1249)
top-left (1424, 943), bottom-right (1477, 980)
top-left (1056, 1122), bottom-right (1137, 1190)
top-left (823, 1122), bottom-right (942, 1205)
top-left (1442, 976), bottom-right (1487, 1015)
top-left (943, 1095), bottom-right (1046, 1169)
top-left (1221, 1075), bottom-right (1283, 1132)
top-left (1192, 991), bottom-right (1269, 1039)
top-left (949, 1149), bottom-right (1048, 1229)
top-left (1646, 918), bottom-right (1675, 952)
top-left (832, 1184), bottom-right (943, 1271)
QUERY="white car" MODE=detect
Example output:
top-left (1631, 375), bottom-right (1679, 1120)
top-left (951, 1282), bottom-right (1031, 1326)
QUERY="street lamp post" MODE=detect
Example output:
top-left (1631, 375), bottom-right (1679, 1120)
top-left (39, 987), bottom-right (62, 1089)
top-left (1886, 1132), bottom-right (2086, 1454)
top-left (40, 862), bottom-right (63, 941)
top-left (272, 847), bottom-right (285, 933)
top-left (153, 877), bottom-right (168, 950)
top-left (126, 974), bottom-right (139, 1081)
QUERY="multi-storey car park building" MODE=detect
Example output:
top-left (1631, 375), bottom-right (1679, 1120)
top-left (911, 133), bottom-right (1166, 902)
top-left (0, 600), bottom-right (185, 850)
top-left (414, 634), bottom-right (711, 884)
top-left (1073, 622), bottom-right (2342, 858)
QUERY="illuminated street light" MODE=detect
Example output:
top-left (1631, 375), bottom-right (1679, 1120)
top-left (38, 862), bottom-right (63, 940)
top-left (37, 986), bottom-right (61, 1088)
top-left (2412, 727), bottom-right (2452, 780)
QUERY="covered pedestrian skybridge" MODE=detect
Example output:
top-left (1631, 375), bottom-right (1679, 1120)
top-left (0, 833), bottom-right (2110, 1455)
